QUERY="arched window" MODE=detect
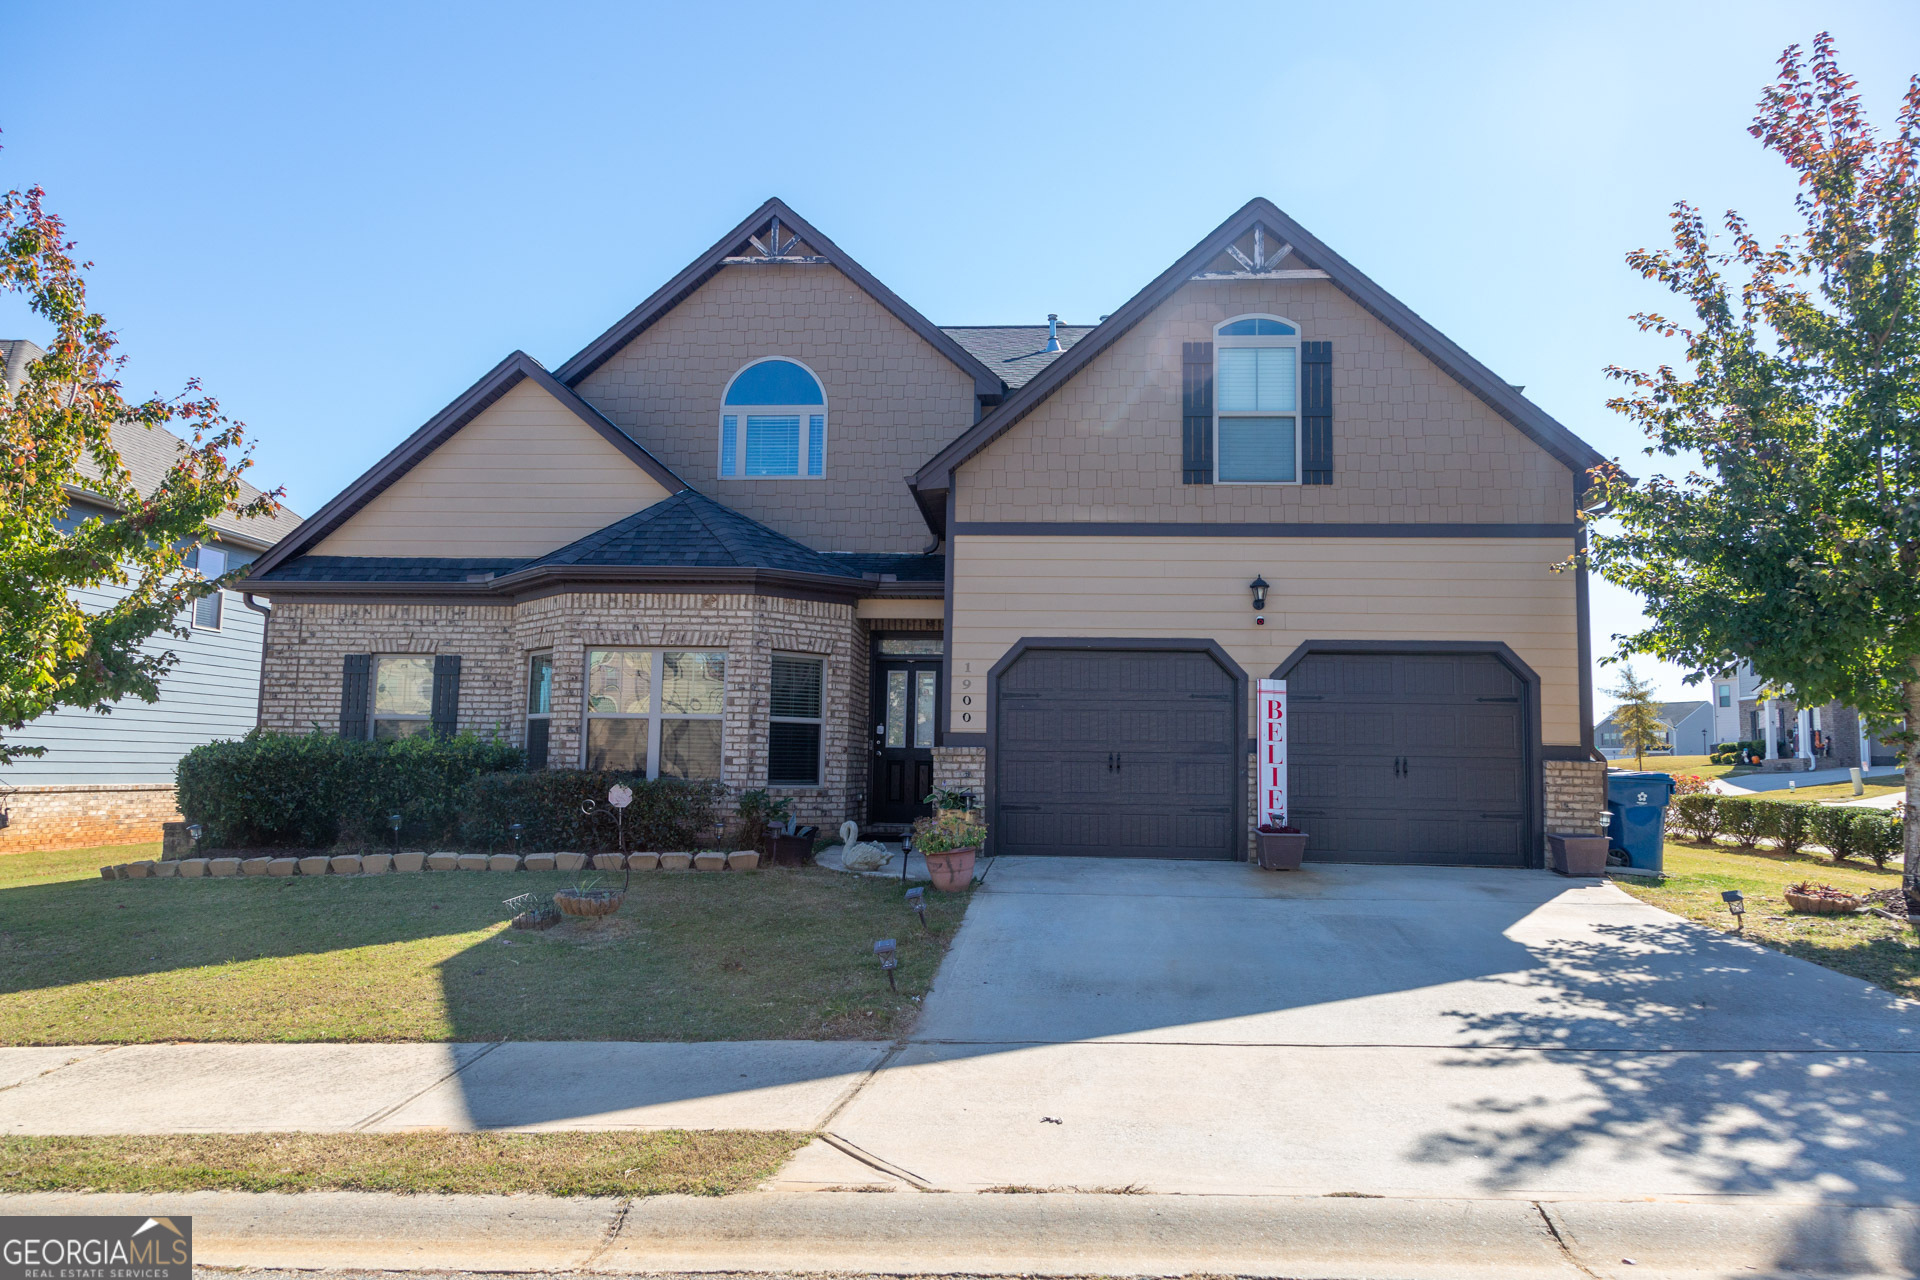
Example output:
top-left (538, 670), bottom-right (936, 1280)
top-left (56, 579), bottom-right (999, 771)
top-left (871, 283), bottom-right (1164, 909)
top-left (1213, 315), bottom-right (1299, 483)
top-left (719, 359), bottom-right (826, 478)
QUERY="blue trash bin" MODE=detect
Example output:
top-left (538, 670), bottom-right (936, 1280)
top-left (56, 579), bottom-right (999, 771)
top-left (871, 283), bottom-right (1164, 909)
top-left (1605, 771), bottom-right (1675, 875)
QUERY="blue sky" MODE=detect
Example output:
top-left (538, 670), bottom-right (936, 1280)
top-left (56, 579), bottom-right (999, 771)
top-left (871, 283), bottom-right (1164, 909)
top-left (5, 1), bottom-right (1916, 712)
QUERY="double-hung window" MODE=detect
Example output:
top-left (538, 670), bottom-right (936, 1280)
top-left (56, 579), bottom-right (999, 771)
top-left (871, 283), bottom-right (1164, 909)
top-left (1214, 315), bottom-right (1300, 483)
top-left (584, 649), bottom-right (726, 779)
top-left (526, 653), bottom-right (553, 768)
top-left (372, 655), bottom-right (435, 741)
top-left (719, 359), bottom-right (826, 478)
top-left (190, 544), bottom-right (227, 629)
top-left (769, 655), bottom-right (825, 786)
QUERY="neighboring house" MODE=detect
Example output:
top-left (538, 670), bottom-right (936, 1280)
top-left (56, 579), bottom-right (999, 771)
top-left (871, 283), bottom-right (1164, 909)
top-left (247, 198), bottom-right (1609, 867)
top-left (1594, 700), bottom-right (1712, 760)
top-left (1696, 660), bottom-right (1892, 769)
top-left (0, 338), bottom-right (303, 850)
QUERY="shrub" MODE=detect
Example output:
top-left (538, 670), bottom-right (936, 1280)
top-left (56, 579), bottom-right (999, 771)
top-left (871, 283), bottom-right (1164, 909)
top-left (1719, 797), bottom-right (1762, 850)
top-left (1854, 811), bottom-right (1903, 870)
top-left (1671, 773), bottom-right (1710, 796)
top-left (1670, 793), bottom-right (1722, 843)
top-left (456, 771), bottom-right (724, 852)
top-left (1809, 805), bottom-right (1863, 864)
top-left (1770, 801), bottom-right (1814, 857)
top-left (177, 729), bottom-right (522, 849)
top-left (731, 789), bottom-right (791, 852)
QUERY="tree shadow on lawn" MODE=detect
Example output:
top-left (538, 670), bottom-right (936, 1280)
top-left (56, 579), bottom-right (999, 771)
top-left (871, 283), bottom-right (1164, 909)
top-left (0, 863), bottom-right (955, 1044)
top-left (1410, 916), bottom-right (1920, 1204)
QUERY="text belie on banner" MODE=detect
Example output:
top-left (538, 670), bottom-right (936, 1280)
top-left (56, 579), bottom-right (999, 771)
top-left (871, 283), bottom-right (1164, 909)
top-left (1257, 678), bottom-right (1287, 824)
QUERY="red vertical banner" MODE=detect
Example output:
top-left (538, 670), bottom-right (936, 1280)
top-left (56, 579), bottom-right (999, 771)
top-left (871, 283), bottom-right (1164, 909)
top-left (1257, 677), bottom-right (1287, 825)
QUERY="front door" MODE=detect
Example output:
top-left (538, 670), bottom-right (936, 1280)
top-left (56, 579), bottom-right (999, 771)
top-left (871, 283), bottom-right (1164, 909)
top-left (871, 649), bottom-right (941, 824)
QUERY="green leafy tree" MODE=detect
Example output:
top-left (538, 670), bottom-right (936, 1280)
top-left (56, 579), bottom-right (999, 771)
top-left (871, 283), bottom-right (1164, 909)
top-left (1, 167), bottom-right (278, 766)
top-left (1604, 666), bottom-right (1667, 770)
top-left (1587, 35), bottom-right (1920, 880)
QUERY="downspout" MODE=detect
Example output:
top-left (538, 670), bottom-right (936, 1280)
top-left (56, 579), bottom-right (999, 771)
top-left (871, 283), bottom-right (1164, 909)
top-left (243, 593), bottom-right (272, 730)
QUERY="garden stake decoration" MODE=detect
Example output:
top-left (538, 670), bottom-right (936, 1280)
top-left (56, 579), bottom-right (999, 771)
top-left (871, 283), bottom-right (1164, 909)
top-left (905, 886), bottom-right (927, 929)
top-left (565, 784), bottom-right (636, 916)
top-left (1722, 889), bottom-right (1746, 932)
top-left (874, 938), bottom-right (898, 991)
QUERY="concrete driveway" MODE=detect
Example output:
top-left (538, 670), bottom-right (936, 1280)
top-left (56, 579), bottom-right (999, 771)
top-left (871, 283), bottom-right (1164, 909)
top-left (826, 857), bottom-right (1920, 1201)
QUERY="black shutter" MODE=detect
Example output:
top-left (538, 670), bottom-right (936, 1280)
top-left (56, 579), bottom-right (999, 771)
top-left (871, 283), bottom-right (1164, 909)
top-left (339, 654), bottom-right (371, 739)
top-left (431, 654), bottom-right (462, 738)
top-left (1181, 341), bottom-right (1214, 484)
top-left (1301, 341), bottom-right (1333, 485)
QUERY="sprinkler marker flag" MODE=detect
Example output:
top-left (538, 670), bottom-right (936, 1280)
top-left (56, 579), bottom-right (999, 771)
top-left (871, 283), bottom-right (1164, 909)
top-left (1258, 678), bottom-right (1287, 825)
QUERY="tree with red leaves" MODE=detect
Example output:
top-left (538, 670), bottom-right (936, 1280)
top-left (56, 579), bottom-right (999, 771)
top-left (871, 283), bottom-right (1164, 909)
top-left (1590, 35), bottom-right (1920, 880)
top-left (0, 166), bottom-right (280, 767)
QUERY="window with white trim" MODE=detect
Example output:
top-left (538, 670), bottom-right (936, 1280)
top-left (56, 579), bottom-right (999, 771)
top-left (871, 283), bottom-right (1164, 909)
top-left (372, 655), bottom-right (435, 741)
top-left (769, 654), bottom-right (825, 786)
top-left (719, 359), bottom-right (826, 478)
top-left (584, 649), bottom-right (726, 779)
top-left (1214, 315), bottom-right (1300, 483)
top-left (190, 544), bottom-right (227, 629)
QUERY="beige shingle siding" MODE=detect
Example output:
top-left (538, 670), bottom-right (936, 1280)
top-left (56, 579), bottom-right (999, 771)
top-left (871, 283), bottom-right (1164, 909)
top-left (948, 533), bottom-right (1584, 746)
top-left (955, 279), bottom-right (1574, 524)
top-left (575, 263), bottom-right (977, 555)
top-left (309, 378), bottom-right (672, 558)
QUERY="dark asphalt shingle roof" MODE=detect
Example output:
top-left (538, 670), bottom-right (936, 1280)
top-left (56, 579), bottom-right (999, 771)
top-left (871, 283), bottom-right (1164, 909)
top-left (822, 552), bottom-right (945, 582)
top-left (255, 557), bottom-right (527, 583)
top-left (942, 324), bottom-right (1099, 389)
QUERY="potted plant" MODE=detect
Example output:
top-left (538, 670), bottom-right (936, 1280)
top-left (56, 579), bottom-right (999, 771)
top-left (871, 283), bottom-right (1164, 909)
top-left (924, 786), bottom-right (976, 818)
top-left (1254, 821), bottom-right (1308, 870)
top-left (912, 808), bottom-right (986, 891)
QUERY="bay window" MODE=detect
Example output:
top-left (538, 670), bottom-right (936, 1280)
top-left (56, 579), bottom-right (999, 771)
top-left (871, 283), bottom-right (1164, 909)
top-left (769, 654), bottom-right (824, 786)
top-left (584, 649), bottom-right (726, 779)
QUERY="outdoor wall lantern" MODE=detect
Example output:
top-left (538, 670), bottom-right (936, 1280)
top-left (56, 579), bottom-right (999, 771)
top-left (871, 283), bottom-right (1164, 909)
top-left (1249, 575), bottom-right (1270, 626)
top-left (905, 886), bottom-right (927, 929)
top-left (874, 938), bottom-right (899, 990)
top-left (1722, 889), bottom-right (1746, 932)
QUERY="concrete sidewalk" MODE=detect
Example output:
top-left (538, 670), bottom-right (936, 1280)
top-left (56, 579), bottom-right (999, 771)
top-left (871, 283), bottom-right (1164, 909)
top-left (7, 1187), bottom-right (1917, 1280)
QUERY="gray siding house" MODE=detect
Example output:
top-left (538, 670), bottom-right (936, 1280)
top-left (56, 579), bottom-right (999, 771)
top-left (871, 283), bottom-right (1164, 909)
top-left (0, 338), bottom-right (303, 850)
top-left (1595, 700), bottom-right (1713, 760)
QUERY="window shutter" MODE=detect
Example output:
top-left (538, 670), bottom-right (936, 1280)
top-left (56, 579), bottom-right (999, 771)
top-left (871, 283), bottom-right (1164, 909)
top-left (1301, 341), bottom-right (1333, 485)
top-left (339, 654), bottom-right (371, 739)
top-left (431, 655), bottom-right (462, 738)
top-left (1181, 341), bottom-right (1214, 484)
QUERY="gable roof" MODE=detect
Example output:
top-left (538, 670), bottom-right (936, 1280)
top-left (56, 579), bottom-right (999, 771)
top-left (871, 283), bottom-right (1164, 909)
top-left (248, 350), bottom-right (686, 579)
top-left (524, 488), bottom-right (851, 577)
top-left (911, 198), bottom-right (1608, 509)
top-left (4, 337), bottom-right (303, 551)
top-left (552, 198), bottom-right (1004, 398)
top-left (942, 324), bottom-right (1100, 389)
top-left (1597, 700), bottom-right (1712, 729)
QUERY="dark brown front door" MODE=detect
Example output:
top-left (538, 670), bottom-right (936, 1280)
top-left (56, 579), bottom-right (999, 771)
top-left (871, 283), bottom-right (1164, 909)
top-left (870, 655), bottom-right (940, 824)
top-left (1287, 651), bottom-right (1530, 866)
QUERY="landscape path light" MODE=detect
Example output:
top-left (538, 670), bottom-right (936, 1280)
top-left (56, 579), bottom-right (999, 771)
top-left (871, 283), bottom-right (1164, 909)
top-left (1722, 889), bottom-right (1746, 932)
top-left (388, 812), bottom-right (403, 858)
top-left (905, 886), bottom-right (927, 929)
top-left (508, 822), bottom-right (524, 856)
top-left (874, 938), bottom-right (898, 991)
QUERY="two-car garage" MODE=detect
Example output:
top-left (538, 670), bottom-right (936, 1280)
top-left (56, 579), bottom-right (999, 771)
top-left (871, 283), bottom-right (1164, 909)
top-left (988, 642), bottom-right (1536, 866)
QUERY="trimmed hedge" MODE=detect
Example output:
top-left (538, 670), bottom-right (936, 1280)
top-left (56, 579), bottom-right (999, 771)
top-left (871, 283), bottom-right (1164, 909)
top-left (1664, 790), bottom-right (1902, 866)
top-left (177, 730), bottom-right (523, 849)
top-left (457, 770), bottom-right (723, 852)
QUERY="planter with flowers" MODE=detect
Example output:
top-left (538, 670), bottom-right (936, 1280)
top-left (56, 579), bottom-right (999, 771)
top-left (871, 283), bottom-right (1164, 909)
top-left (912, 809), bottom-right (987, 892)
top-left (1255, 822), bottom-right (1308, 870)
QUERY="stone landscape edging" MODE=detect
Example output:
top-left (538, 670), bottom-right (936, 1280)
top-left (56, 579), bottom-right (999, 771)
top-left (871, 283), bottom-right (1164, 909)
top-left (99, 851), bottom-right (762, 881)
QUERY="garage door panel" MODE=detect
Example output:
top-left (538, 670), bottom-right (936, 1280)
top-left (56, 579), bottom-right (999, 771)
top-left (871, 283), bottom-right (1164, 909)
top-left (994, 648), bottom-right (1239, 860)
top-left (1288, 651), bottom-right (1531, 868)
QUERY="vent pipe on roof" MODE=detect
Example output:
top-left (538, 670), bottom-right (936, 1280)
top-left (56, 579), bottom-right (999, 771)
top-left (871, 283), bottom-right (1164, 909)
top-left (1044, 313), bottom-right (1061, 353)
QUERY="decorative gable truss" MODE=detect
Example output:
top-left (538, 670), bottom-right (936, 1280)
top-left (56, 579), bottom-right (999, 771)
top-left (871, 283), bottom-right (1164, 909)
top-left (721, 215), bottom-right (828, 266)
top-left (1189, 224), bottom-right (1330, 282)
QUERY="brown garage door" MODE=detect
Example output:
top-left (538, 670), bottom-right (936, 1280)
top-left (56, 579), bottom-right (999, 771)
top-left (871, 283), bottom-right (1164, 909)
top-left (1286, 651), bottom-right (1530, 866)
top-left (994, 648), bottom-right (1239, 859)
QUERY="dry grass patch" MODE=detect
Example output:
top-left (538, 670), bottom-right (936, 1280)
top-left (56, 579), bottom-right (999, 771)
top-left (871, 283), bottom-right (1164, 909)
top-left (0, 1131), bottom-right (808, 1197)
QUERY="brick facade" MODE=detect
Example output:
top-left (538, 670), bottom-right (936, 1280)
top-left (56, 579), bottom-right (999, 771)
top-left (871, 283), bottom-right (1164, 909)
top-left (262, 592), bottom-right (874, 832)
top-left (1544, 760), bottom-right (1608, 840)
top-left (0, 784), bottom-right (181, 853)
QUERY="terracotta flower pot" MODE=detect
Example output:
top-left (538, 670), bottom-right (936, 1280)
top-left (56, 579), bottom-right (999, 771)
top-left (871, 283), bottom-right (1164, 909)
top-left (923, 846), bottom-right (976, 892)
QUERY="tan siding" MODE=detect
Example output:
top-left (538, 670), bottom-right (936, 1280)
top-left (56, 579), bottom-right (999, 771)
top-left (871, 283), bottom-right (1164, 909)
top-left (575, 263), bottom-right (977, 554)
top-left (312, 380), bottom-right (670, 557)
top-left (855, 598), bottom-right (944, 620)
top-left (956, 278), bottom-right (1573, 525)
top-left (949, 535), bottom-right (1582, 745)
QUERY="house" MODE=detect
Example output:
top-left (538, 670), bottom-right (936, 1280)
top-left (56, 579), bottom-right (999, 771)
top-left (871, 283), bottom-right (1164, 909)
top-left (0, 338), bottom-right (304, 851)
top-left (1594, 700), bottom-right (1712, 760)
top-left (247, 198), bottom-right (1609, 866)
top-left (1697, 661), bottom-right (1893, 769)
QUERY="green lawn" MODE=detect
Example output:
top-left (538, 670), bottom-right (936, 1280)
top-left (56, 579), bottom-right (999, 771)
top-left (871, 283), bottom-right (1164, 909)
top-left (0, 844), bottom-right (966, 1044)
top-left (0, 1131), bottom-right (806, 1196)
top-left (1617, 754), bottom-right (1752, 780)
top-left (1743, 774), bottom-right (1905, 804)
top-left (1614, 840), bottom-right (1920, 1001)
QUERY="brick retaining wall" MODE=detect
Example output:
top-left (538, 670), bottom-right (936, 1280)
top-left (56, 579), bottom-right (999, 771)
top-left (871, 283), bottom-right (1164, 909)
top-left (0, 784), bottom-right (181, 853)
